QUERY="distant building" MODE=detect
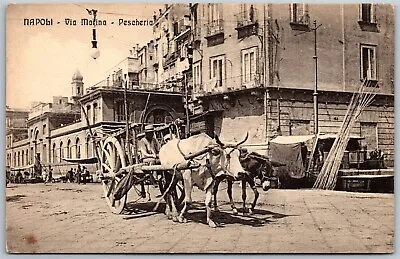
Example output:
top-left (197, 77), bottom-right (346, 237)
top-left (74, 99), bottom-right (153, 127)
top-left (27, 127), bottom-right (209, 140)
top-left (6, 69), bottom-right (185, 175)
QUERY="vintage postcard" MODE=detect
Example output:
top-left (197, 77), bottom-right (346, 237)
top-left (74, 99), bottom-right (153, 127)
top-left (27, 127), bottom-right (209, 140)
top-left (5, 3), bottom-right (394, 253)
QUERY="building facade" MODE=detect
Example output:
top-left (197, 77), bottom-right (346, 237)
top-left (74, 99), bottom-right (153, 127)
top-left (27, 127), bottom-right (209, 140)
top-left (188, 3), bottom-right (394, 166)
top-left (6, 69), bottom-right (185, 176)
top-left (6, 3), bottom-right (395, 173)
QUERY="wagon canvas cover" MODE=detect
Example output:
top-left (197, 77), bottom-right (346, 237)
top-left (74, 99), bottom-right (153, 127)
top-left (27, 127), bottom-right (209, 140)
top-left (270, 135), bottom-right (314, 179)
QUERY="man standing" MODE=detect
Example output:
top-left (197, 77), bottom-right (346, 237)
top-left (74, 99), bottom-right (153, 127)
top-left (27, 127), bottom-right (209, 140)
top-left (76, 165), bottom-right (82, 184)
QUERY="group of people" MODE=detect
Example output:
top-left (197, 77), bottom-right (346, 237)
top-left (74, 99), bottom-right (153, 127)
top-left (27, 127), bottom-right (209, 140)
top-left (66, 165), bottom-right (91, 184)
top-left (42, 165), bottom-right (53, 183)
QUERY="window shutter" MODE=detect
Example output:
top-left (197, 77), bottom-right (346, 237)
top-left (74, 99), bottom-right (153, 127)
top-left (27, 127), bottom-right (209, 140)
top-left (289, 3), bottom-right (293, 22)
top-left (371, 4), bottom-right (376, 23)
top-left (358, 4), bottom-right (362, 21)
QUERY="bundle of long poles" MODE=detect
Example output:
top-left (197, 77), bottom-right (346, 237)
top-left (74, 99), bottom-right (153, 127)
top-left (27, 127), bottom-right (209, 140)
top-left (313, 80), bottom-right (376, 190)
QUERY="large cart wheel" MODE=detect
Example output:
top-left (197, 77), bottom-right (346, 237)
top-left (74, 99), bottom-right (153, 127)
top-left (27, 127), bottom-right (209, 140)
top-left (158, 172), bottom-right (185, 207)
top-left (101, 136), bottom-right (128, 214)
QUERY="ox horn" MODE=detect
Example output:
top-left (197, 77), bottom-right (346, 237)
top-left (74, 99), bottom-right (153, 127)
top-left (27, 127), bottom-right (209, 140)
top-left (214, 132), bottom-right (225, 147)
top-left (233, 131), bottom-right (249, 147)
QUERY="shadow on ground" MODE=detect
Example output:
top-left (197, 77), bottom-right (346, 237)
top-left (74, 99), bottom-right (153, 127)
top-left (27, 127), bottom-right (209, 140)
top-left (121, 200), bottom-right (294, 227)
top-left (6, 194), bottom-right (26, 202)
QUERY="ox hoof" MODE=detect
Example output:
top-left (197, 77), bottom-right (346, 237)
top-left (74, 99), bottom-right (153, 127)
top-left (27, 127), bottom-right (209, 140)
top-left (167, 214), bottom-right (173, 220)
top-left (208, 220), bottom-right (217, 228)
top-left (172, 216), bottom-right (179, 222)
top-left (232, 208), bottom-right (238, 215)
top-left (178, 216), bottom-right (187, 223)
top-left (248, 209), bottom-right (254, 215)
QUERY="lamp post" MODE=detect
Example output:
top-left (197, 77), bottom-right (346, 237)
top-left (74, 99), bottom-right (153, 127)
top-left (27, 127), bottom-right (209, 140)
top-left (86, 8), bottom-right (100, 60)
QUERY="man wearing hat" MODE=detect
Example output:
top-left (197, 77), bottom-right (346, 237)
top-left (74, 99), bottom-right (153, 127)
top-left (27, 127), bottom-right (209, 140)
top-left (138, 125), bottom-right (160, 165)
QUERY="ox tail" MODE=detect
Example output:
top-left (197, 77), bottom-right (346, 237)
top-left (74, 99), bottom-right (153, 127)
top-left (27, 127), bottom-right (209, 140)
top-left (152, 165), bottom-right (178, 212)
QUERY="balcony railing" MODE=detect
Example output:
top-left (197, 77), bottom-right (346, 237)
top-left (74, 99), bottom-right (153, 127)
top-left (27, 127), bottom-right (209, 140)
top-left (235, 7), bottom-right (258, 28)
top-left (193, 26), bottom-right (201, 41)
top-left (206, 19), bottom-right (224, 37)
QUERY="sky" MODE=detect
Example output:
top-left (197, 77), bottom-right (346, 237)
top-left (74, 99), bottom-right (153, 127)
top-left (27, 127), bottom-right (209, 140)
top-left (6, 3), bottom-right (164, 109)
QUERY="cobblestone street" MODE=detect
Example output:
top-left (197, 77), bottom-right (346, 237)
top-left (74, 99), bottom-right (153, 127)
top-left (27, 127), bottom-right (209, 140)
top-left (6, 182), bottom-right (394, 253)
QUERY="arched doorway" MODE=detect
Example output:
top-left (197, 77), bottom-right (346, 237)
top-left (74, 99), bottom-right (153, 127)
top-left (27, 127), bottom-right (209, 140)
top-left (143, 106), bottom-right (176, 124)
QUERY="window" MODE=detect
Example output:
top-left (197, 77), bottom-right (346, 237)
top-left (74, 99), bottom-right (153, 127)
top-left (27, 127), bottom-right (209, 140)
top-left (150, 55), bottom-right (153, 61)
top-left (22, 150), bottom-right (24, 166)
top-left (76, 138), bottom-right (81, 159)
top-left (26, 149), bottom-right (28, 165)
top-left (93, 103), bottom-right (98, 123)
top-left (77, 86), bottom-right (81, 95)
top-left (43, 124), bottom-right (46, 135)
top-left (289, 120), bottom-right (310, 136)
top-left (359, 4), bottom-right (376, 24)
top-left (193, 61), bottom-right (202, 92)
top-left (86, 105), bottom-right (91, 124)
top-left (289, 3), bottom-right (309, 26)
top-left (209, 55), bottom-right (225, 90)
top-left (59, 142), bottom-right (64, 161)
top-left (360, 44), bottom-right (377, 81)
top-left (241, 47), bottom-right (258, 84)
top-left (6, 117), bottom-right (11, 127)
top-left (67, 140), bottom-right (72, 158)
top-left (52, 143), bottom-right (56, 163)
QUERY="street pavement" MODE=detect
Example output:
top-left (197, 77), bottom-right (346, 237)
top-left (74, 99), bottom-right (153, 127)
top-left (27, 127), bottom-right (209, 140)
top-left (5, 182), bottom-right (394, 253)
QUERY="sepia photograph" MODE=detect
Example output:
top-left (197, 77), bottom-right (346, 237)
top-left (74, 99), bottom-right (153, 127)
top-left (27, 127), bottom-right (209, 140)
top-left (5, 2), bottom-right (395, 253)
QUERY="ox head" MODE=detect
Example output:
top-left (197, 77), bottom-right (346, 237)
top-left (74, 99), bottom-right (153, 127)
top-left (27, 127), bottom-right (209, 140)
top-left (211, 132), bottom-right (249, 179)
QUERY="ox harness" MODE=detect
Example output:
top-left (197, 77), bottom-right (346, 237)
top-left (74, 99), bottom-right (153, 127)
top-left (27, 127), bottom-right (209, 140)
top-left (176, 139), bottom-right (217, 180)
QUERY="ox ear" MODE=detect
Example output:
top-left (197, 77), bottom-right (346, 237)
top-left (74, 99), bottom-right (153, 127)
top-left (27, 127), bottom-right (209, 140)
top-left (214, 132), bottom-right (225, 147)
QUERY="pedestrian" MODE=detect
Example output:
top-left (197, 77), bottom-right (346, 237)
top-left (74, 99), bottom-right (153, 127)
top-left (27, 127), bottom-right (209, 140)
top-left (76, 165), bottom-right (82, 184)
top-left (81, 166), bottom-right (87, 185)
top-left (47, 165), bottom-right (53, 183)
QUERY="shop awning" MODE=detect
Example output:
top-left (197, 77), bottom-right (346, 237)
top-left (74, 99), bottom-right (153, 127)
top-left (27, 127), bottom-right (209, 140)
top-left (10, 164), bottom-right (35, 171)
top-left (270, 135), bottom-right (315, 144)
top-left (61, 157), bottom-right (99, 164)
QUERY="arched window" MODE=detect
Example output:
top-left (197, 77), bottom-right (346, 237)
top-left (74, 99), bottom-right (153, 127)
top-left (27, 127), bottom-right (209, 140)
top-left (60, 142), bottom-right (64, 161)
top-left (52, 143), bottom-right (56, 163)
top-left (67, 139), bottom-right (72, 158)
top-left (17, 151), bottom-right (20, 167)
top-left (76, 137), bottom-right (81, 159)
top-left (92, 133), bottom-right (98, 157)
top-left (86, 135), bottom-right (92, 158)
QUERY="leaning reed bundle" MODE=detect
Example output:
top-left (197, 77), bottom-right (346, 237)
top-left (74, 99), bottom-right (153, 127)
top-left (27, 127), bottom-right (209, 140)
top-left (313, 80), bottom-right (377, 190)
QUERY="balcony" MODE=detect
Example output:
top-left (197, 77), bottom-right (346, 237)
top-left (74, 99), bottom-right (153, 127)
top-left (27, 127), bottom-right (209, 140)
top-left (235, 7), bottom-right (259, 39)
top-left (205, 19), bottom-right (224, 38)
top-left (193, 26), bottom-right (201, 42)
top-left (163, 51), bottom-right (178, 68)
top-left (236, 7), bottom-right (258, 29)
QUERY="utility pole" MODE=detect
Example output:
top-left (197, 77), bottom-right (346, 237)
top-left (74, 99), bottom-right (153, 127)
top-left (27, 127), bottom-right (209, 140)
top-left (294, 20), bottom-right (321, 135)
top-left (124, 74), bottom-right (133, 165)
top-left (263, 4), bottom-right (270, 156)
top-left (312, 20), bottom-right (320, 135)
top-left (184, 73), bottom-right (190, 138)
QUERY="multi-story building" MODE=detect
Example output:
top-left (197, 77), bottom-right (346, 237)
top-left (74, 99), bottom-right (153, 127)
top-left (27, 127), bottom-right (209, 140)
top-left (7, 68), bottom-right (185, 176)
top-left (152, 4), bottom-right (191, 92)
top-left (188, 3), bottom-right (395, 166)
top-left (5, 107), bottom-right (29, 168)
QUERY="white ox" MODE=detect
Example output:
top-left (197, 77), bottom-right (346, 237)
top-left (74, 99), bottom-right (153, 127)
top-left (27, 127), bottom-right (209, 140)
top-left (159, 133), bottom-right (247, 227)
